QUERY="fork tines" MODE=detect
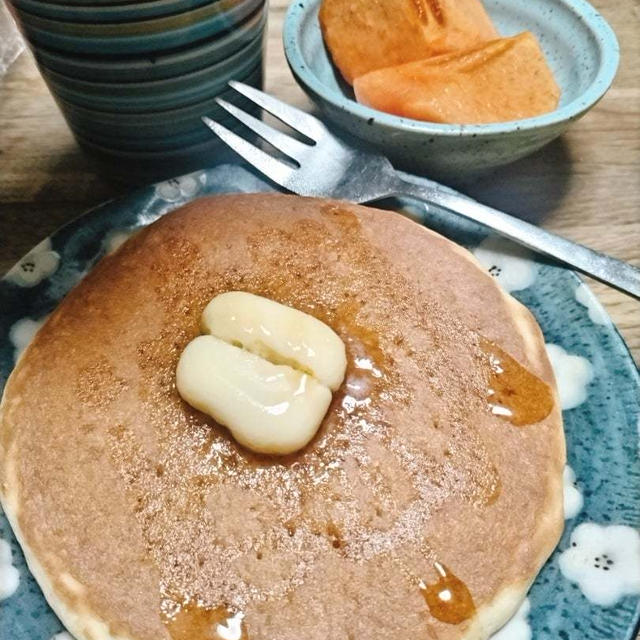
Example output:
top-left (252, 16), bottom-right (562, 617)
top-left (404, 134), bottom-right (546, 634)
top-left (202, 81), bottom-right (327, 186)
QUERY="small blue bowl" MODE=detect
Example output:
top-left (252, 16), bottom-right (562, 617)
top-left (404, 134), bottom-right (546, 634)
top-left (284, 0), bottom-right (620, 177)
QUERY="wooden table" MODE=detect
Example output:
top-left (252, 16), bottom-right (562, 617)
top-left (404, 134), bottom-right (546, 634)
top-left (0, 0), bottom-right (638, 368)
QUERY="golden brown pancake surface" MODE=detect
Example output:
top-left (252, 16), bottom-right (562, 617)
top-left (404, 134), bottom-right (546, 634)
top-left (0, 195), bottom-right (565, 640)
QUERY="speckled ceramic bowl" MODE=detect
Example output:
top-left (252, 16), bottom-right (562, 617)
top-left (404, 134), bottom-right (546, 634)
top-left (284, 0), bottom-right (620, 177)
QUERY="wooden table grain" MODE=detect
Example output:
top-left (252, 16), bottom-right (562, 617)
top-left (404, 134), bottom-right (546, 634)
top-left (0, 0), bottom-right (638, 368)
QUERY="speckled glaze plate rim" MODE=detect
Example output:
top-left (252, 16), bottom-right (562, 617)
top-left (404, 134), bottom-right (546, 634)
top-left (0, 164), bottom-right (638, 640)
top-left (283, 0), bottom-right (621, 137)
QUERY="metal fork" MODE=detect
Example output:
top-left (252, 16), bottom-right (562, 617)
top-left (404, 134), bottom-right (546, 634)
top-left (203, 81), bottom-right (640, 300)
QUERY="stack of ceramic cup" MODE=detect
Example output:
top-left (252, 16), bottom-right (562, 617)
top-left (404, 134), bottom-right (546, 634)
top-left (7, 0), bottom-right (267, 182)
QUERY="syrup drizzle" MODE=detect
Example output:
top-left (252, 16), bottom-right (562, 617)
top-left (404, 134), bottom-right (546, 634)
top-left (163, 601), bottom-right (248, 640)
top-left (420, 562), bottom-right (475, 624)
top-left (481, 339), bottom-right (554, 426)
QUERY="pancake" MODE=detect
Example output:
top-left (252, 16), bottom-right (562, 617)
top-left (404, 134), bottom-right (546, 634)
top-left (0, 194), bottom-right (565, 640)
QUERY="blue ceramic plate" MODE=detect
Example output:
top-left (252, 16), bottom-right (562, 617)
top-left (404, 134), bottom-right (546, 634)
top-left (284, 0), bottom-right (620, 176)
top-left (0, 164), bottom-right (639, 640)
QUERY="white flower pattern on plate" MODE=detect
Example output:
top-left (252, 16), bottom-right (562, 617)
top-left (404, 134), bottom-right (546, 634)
top-left (51, 633), bottom-right (74, 640)
top-left (473, 236), bottom-right (538, 292)
top-left (0, 538), bottom-right (19, 601)
top-left (558, 523), bottom-right (640, 607)
top-left (545, 344), bottom-right (594, 410)
top-left (9, 315), bottom-right (48, 363)
top-left (575, 283), bottom-right (611, 326)
top-left (490, 598), bottom-right (531, 640)
top-left (4, 238), bottom-right (60, 288)
top-left (563, 465), bottom-right (583, 520)
top-left (154, 172), bottom-right (204, 203)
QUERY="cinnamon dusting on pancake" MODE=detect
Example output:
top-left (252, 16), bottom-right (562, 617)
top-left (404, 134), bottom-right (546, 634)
top-left (75, 359), bottom-right (127, 408)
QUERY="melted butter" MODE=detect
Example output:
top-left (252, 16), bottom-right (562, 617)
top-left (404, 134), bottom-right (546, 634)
top-left (353, 356), bottom-right (382, 378)
top-left (420, 562), bottom-right (475, 624)
top-left (323, 298), bottom-right (391, 424)
top-left (335, 301), bottom-right (387, 378)
top-left (164, 601), bottom-right (248, 640)
top-left (334, 300), bottom-right (385, 361)
top-left (481, 339), bottom-right (554, 426)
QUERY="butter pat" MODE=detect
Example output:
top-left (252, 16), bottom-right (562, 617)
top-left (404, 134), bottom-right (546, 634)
top-left (176, 292), bottom-right (347, 455)
top-left (177, 336), bottom-right (332, 455)
top-left (202, 292), bottom-right (346, 390)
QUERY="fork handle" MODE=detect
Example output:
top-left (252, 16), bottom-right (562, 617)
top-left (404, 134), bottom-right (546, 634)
top-left (393, 178), bottom-right (640, 300)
